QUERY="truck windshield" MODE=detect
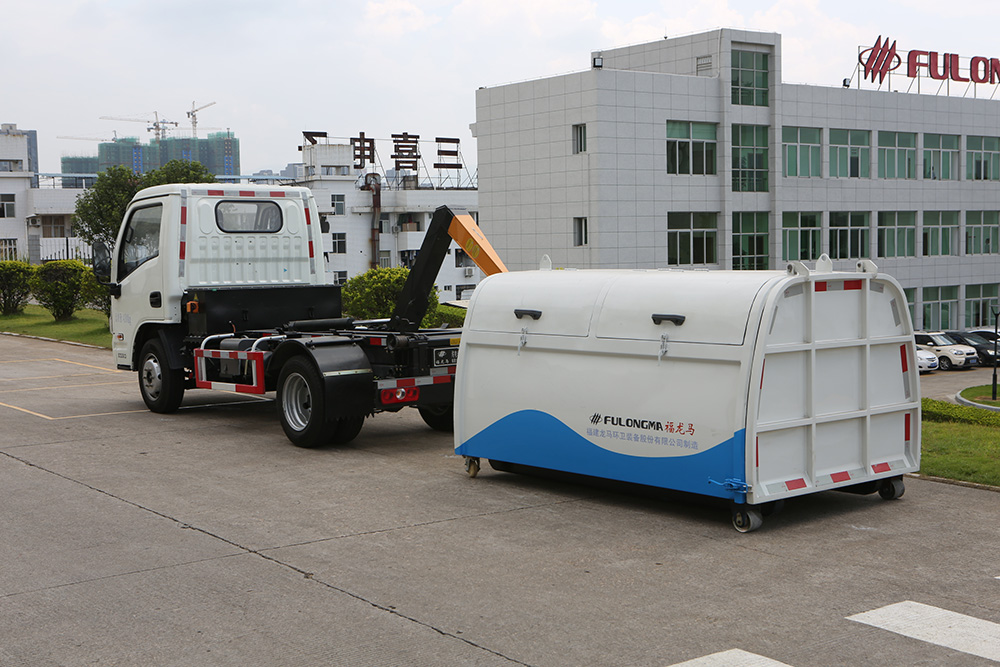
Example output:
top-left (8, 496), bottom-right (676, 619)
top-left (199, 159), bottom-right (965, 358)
top-left (216, 201), bottom-right (283, 233)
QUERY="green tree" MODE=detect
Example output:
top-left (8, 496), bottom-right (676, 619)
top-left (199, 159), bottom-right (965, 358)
top-left (73, 160), bottom-right (217, 248)
top-left (30, 260), bottom-right (88, 321)
top-left (342, 267), bottom-right (439, 324)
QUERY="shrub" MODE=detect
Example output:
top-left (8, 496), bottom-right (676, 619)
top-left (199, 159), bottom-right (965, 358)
top-left (342, 267), bottom-right (439, 324)
top-left (0, 260), bottom-right (34, 315)
top-left (922, 398), bottom-right (1000, 428)
top-left (80, 269), bottom-right (112, 321)
top-left (30, 260), bottom-right (88, 321)
top-left (425, 304), bottom-right (467, 328)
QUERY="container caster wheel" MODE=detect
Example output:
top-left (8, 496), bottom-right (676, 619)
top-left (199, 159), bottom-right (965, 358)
top-left (464, 456), bottom-right (481, 478)
top-left (878, 476), bottom-right (905, 500)
top-left (732, 507), bottom-right (763, 533)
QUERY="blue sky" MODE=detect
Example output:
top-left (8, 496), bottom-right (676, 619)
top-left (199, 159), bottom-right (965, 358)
top-left (7, 0), bottom-right (1000, 174)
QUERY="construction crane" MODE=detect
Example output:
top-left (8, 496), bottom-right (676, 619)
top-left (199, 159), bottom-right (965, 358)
top-left (185, 101), bottom-right (216, 137)
top-left (99, 112), bottom-right (179, 140)
top-left (56, 131), bottom-right (120, 143)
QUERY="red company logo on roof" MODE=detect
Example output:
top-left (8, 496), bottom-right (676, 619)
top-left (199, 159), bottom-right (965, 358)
top-left (859, 36), bottom-right (901, 83)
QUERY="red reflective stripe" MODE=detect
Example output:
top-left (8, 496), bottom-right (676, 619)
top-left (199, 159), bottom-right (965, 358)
top-left (844, 280), bottom-right (863, 290)
top-left (207, 189), bottom-right (224, 196)
top-left (239, 190), bottom-right (254, 197)
top-left (433, 375), bottom-right (451, 384)
top-left (905, 413), bottom-right (911, 441)
top-left (368, 337), bottom-right (383, 346)
top-left (180, 206), bottom-right (187, 226)
top-left (785, 478), bottom-right (807, 491)
top-left (304, 207), bottom-right (312, 225)
top-left (872, 462), bottom-right (891, 473)
top-left (815, 282), bottom-right (828, 292)
top-left (269, 191), bottom-right (286, 198)
top-left (308, 241), bottom-right (315, 258)
top-left (179, 241), bottom-right (186, 260)
top-left (396, 379), bottom-right (416, 387)
top-left (900, 344), bottom-right (908, 373)
top-left (831, 471), bottom-right (851, 483)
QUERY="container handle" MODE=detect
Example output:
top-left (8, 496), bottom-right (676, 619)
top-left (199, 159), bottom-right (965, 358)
top-left (514, 309), bottom-right (542, 320)
top-left (652, 313), bottom-right (686, 326)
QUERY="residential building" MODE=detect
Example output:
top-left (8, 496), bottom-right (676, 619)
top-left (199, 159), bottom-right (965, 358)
top-left (472, 29), bottom-right (1000, 330)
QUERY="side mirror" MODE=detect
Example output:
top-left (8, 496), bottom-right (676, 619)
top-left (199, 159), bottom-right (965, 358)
top-left (92, 241), bottom-right (121, 297)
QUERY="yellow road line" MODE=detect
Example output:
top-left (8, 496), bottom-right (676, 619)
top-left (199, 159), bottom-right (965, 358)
top-left (0, 381), bottom-right (134, 394)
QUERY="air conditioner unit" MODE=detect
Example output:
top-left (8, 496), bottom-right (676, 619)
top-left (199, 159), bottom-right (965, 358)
top-left (464, 267), bottom-right (475, 277)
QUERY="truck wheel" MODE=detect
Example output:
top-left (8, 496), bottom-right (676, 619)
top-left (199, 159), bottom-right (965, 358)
top-left (139, 339), bottom-right (184, 413)
top-left (731, 507), bottom-right (763, 533)
top-left (878, 477), bottom-right (905, 500)
top-left (418, 404), bottom-right (454, 432)
top-left (331, 416), bottom-right (365, 445)
top-left (277, 357), bottom-right (334, 448)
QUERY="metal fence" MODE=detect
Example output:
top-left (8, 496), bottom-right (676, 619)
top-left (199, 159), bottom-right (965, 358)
top-left (39, 237), bottom-right (92, 263)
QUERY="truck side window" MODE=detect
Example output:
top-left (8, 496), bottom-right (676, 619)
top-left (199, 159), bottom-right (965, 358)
top-left (216, 201), bottom-right (283, 232)
top-left (117, 204), bottom-right (162, 280)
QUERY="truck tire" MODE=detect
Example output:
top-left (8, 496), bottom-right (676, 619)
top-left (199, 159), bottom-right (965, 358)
top-left (418, 404), bottom-right (454, 432)
top-left (276, 357), bottom-right (335, 448)
top-left (331, 416), bottom-right (365, 445)
top-left (139, 338), bottom-right (184, 413)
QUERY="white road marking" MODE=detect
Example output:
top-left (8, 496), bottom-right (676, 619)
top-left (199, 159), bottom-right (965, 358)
top-left (848, 601), bottom-right (1000, 662)
top-left (667, 649), bottom-right (794, 667)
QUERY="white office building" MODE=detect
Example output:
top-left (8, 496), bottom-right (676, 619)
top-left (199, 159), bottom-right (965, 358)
top-left (472, 29), bottom-right (1000, 331)
top-left (298, 135), bottom-right (480, 300)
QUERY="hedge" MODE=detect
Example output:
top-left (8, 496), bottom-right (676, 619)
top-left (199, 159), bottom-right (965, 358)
top-left (922, 398), bottom-right (1000, 428)
top-left (0, 260), bottom-right (34, 315)
top-left (30, 259), bottom-right (88, 321)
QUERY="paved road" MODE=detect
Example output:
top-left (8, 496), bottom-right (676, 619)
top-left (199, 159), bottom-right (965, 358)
top-left (1, 334), bottom-right (998, 666)
top-left (919, 363), bottom-right (998, 402)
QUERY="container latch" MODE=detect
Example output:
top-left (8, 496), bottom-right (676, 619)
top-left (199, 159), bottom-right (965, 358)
top-left (658, 333), bottom-right (669, 363)
top-left (708, 477), bottom-right (750, 494)
top-left (518, 327), bottom-right (528, 355)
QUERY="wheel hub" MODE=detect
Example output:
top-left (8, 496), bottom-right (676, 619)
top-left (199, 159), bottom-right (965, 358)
top-left (141, 356), bottom-right (163, 399)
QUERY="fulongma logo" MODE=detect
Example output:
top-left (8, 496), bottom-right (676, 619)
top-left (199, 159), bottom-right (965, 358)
top-left (860, 36), bottom-right (901, 84)
top-left (591, 413), bottom-right (665, 431)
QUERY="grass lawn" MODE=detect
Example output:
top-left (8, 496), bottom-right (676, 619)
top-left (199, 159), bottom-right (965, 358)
top-left (0, 304), bottom-right (111, 349)
top-left (958, 384), bottom-right (1000, 408)
top-left (921, 420), bottom-right (1000, 487)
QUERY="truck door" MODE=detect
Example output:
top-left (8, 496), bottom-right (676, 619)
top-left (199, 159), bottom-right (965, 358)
top-left (112, 202), bottom-right (166, 369)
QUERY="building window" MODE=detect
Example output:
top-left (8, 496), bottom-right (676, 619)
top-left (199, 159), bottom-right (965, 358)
top-left (455, 249), bottom-right (476, 267)
top-left (877, 131), bottom-right (916, 179)
top-left (330, 194), bottom-right (345, 215)
top-left (399, 249), bottom-right (418, 269)
top-left (321, 165), bottom-right (350, 176)
top-left (0, 238), bottom-right (17, 260)
top-left (830, 129), bottom-right (870, 178)
top-left (732, 212), bottom-right (768, 270)
top-left (573, 217), bottom-right (589, 246)
top-left (731, 50), bottom-right (768, 106)
top-left (922, 211), bottom-right (959, 256)
top-left (667, 121), bottom-right (717, 175)
top-left (696, 55), bottom-right (712, 76)
top-left (331, 232), bottom-right (346, 254)
top-left (829, 212), bottom-right (869, 259)
top-left (923, 134), bottom-right (959, 180)
top-left (782, 127), bottom-right (821, 177)
top-left (572, 124), bottom-right (587, 154)
top-left (732, 125), bottom-right (768, 192)
top-left (0, 194), bottom-right (14, 218)
top-left (41, 216), bottom-right (73, 238)
top-left (923, 285), bottom-right (958, 330)
top-left (378, 250), bottom-right (392, 268)
top-left (904, 288), bottom-right (916, 326)
top-left (781, 212), bottom-right (821, 261)
top-left (966, 211), bottom-right (1000, 255)
top-left (0, 160), bottom-right (23, 172)
top-left (331, 270), bottom-right (348, 286)
top-left (877, 211), bottom-right (916, 258)
top-left (667, 212), bottom-right (717, 265)
top-left (455, 284), bottom-right (476, 298)
top-left (967, 136), bottom-right (1000, 180)
top-left (966, 283), bottom-right (999, 328)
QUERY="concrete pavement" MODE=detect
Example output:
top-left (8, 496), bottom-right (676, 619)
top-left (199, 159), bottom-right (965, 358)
top-left (1, 334), bottom-right (998, 666)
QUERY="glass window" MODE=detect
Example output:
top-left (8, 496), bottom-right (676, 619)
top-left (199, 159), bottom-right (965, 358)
top-left (216, 201), bottom-right (283, 233)
top-left (573, 217), bottom-right (589, 246)
top-left (732, 212), bottom-right (769, 270)
top-left (0, 194), bottom-right (14, 218)
top-left (923, 134), bottom-right (959, 180)
top-left (331, 232), bottom-right (347, 253)
top-left (922, 211), bottom-right (959, 256)
top-left (331, 194), bottom-right (346, 215)
top-left (667, 212), bottom-right (717, 265)
top-left (666, 121), bottom-right (717, 175)
top-left (965, 283), bottom-right (999, 328)
top-left (967, 136), bottom-right (1000, 181)
top-left (877, 131), bottom-right (916, 179)
top-left (877, 211), bottom-right (916, 258)
top-left (117, 204), bottom-right (162, 280)
top-left (782, 127), bottom-right (821, 177)
top-left (830, 129), bottom-right (870, 178)
top-left (732, 50), bottom-right (769, 106)
top-left (732, 125), bottom-right (769, 192)
top-left (572, 124), bottom-right (587, 154)
top-left (781, 212), bottom-right (821, 261)
top-left (829, 211), bottom-right (870, 259)
top-left (966, 211), bottom-right (1000, 255)
top-left (923, 285), bottom-right (958, 330)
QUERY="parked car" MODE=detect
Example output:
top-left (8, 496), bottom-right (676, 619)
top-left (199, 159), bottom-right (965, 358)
top-left (913, 332), bottom-right (979, 370)
top-left (916, 348), bottom-right (939, 373)
top-left (945, 331), bottom-right (998, 366)
top-left (967, 328), bottom-right (999, 344)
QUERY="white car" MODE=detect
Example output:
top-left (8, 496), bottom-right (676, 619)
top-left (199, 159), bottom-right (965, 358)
top-left (916, 348), bottom-right (938, 373)
top-left (914, 332), bottom-right (979, 370)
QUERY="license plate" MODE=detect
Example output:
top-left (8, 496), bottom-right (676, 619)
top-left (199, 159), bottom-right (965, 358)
top-left (434, 347), bottom-right (459, 367)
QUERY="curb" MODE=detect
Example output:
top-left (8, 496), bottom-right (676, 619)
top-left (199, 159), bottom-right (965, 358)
top-left (955, 390), bottom-right (1000, 412)
top-left (0, 330), bottom-right (109, 350)
top-left (906, 472), bottom-right (1000, 494)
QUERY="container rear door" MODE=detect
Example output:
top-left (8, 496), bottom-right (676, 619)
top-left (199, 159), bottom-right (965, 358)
top-left (750, 275), bottom-right (920, 503)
